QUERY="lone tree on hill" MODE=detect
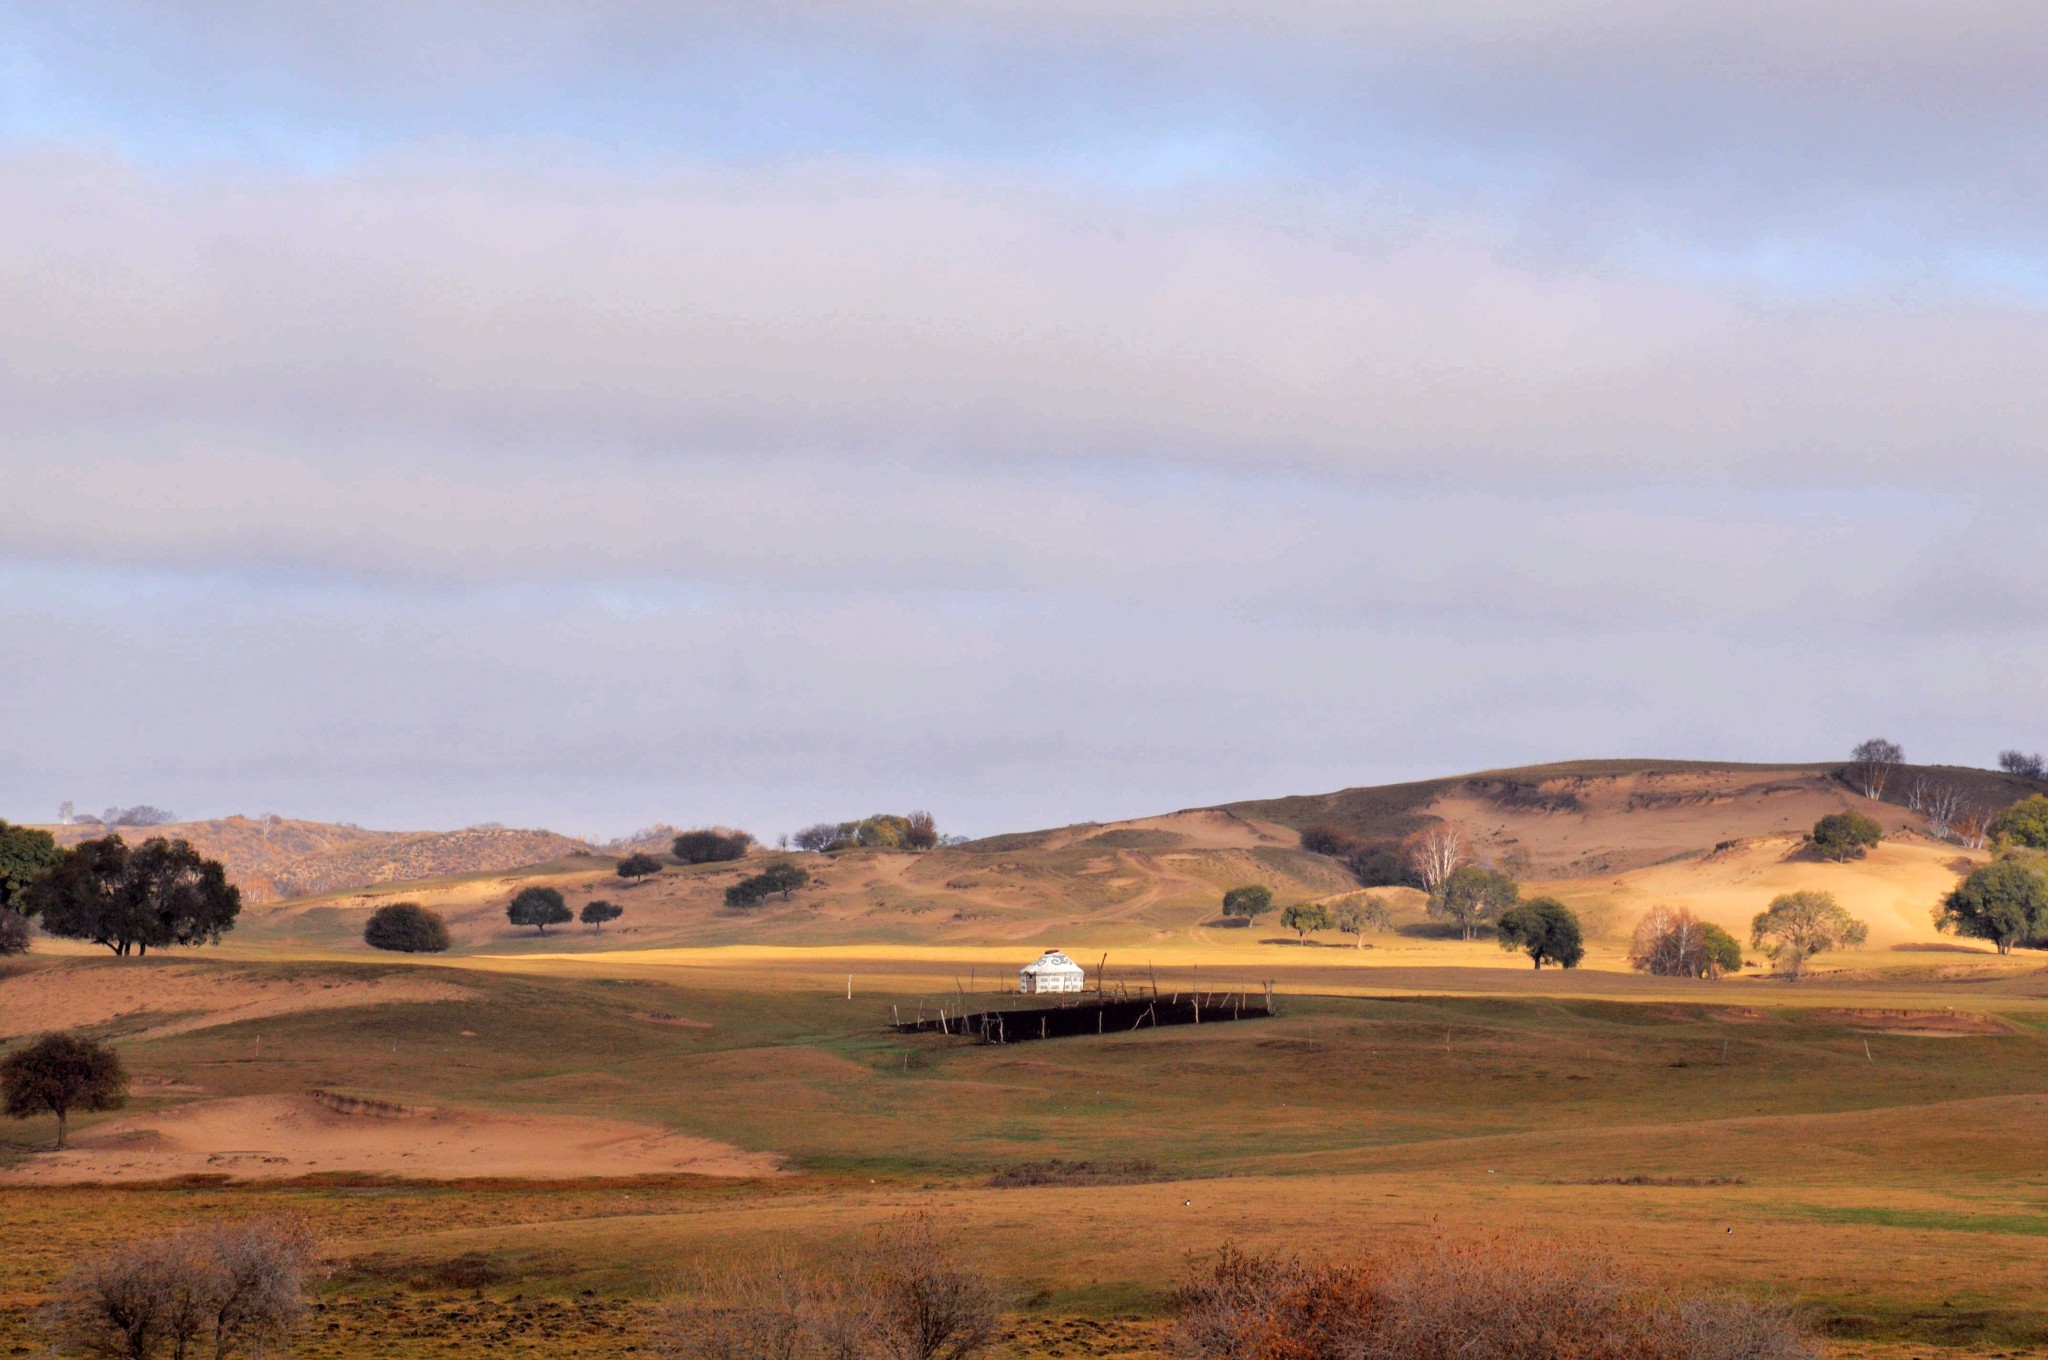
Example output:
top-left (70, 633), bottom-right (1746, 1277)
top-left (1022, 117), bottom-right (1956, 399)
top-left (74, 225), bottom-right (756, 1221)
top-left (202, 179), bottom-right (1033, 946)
top-left (1220, 885), bottom-right (1274, 923)
top-left (1280, 902), bottom-right (1333, 942)
top-left (1750, 890), bottom-right (1868, 979)
top-left (1811, 811), bottom-right (1883, 862)
top-left (581, 900), bottom-right (623, 932)
top-left (1430, 864), bottom-right (1517, 941)
top-left (363, 902), bottom-right (451, 953)
top-left (672, 829), bottom-right (753, 864)
top-left (1495, 897), bottom-right (1584, 969)
top-left (1990, 795), bottom-right (2048, 850)
top-left (507, 886), bottom-right (572, 934)
top-left (0, 819), bottom-right (58, 916)
top-left (1402, 823), bottom-right (1470, 893)
top-left (1937, 858), bottom-right (2048, 954)
top-left (755, 862), bottom-right (810, 900)
top-left (1628, 904), bottom-right (1743, 978)
top-left (1846, 738), bottom-right (1904, 801)
top-left (2, 1032), bottom-right (126, 1148)
top-left (616, 852), bottom-right (664, 884)
top-left (28, 836), bottom-right (240, 956)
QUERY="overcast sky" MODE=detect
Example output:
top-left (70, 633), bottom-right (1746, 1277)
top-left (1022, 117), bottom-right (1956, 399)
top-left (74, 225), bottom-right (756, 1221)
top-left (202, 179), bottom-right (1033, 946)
top-left (6, 3), bottom-right (2047, 841)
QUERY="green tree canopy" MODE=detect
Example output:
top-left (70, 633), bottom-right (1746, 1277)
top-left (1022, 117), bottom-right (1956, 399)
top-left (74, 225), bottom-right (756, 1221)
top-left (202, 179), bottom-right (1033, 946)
top-left (2, 1032), bottom-right (127, 1148)
top-left (1750, 890), bottom-right (1868, 979)
top-left (27, 837), bottom-right (240, 957)
top-left (1220, 885), bottom-right (1274, 921)
top-left (1431, 865), bottom-right (1519, 941)
top-left (363, 902), bottom-right (451, 953)
top-left (506, 886), bottom-right (571, 934)
top-left (724, 876), bottom-right (771, 909)
top-left (1991, 795), bottom-right (2048, 850)
top-left (615, 852), bottom-right (664, 882)
top-left (1810, 812), bottom-right (1883, 862)
top-left (580, 900), bottom-right (623, 931)
top-left (1331, 894), bottom-right (1392, 948)
top-left (755, 862), bottom-right (810, 899)
top-left (0, 820), bottom-right (59, 916)
top-left (1937, 856), bottom-right (2048, 954)
top-left (1279, 902), bottom-right (1333, 941)
top-left (1495, 897), bottom-right (1584, 969)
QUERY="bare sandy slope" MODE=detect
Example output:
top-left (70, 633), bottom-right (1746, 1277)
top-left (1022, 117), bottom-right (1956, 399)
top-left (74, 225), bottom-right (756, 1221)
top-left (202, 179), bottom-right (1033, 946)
top-left (0, 962), bottom-right (474, 1040)
top-left (1548, 836), bottom-right (1978, 948)
top-left (1, 1094), bottom-right (780, 1184)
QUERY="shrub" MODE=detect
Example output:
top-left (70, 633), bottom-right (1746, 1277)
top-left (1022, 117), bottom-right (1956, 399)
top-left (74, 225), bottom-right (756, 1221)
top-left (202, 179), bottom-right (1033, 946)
top-left (506, 886), bottom-right (572, 934)
top-left (581, 900), bottom-right (624, 932)
top-left (1810, 812), bottom-right (1882, 862)
top-left (362, 902), bottom-right (451, 953)
top-left (1299, 824), bottom-right (1358, 858)
top-left (0, 911), bottom-right (33, 956)
top-left (1344, 841), bottom-right (1408, 887)
top-left (673, 830), bottom-right (754, 864)
top-left (725, 877), bottom-right (772, 909)
top-left (616, 852), bottom-right (664, 883)
top-left (44, 1219), bottom-right (313, 1360)
top-left (2, 1032), bottom-right (127, 1148)
top-left (1220, 885), bottom-right (1274, 921)
top-left (1496, 897), bottom-right (1584, 969)
top-left (1170, 1238), bottom-right (1819, 1360)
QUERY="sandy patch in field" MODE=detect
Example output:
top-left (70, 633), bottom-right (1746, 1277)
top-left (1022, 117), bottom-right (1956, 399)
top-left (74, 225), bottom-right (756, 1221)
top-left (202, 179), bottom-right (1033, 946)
top-left (0, 963), bottom-right (475, 1039)
top-left (0, 1094), bottom-right (780, 1184)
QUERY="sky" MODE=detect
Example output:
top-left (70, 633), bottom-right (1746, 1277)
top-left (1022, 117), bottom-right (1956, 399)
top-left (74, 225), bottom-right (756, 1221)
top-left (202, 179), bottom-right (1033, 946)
top-left (6, 3), bottom-right (2048, 841)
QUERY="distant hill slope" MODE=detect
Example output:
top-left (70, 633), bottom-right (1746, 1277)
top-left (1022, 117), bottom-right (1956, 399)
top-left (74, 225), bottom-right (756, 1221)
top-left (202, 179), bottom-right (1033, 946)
top-left (46, 817), bottom-right (594, 903)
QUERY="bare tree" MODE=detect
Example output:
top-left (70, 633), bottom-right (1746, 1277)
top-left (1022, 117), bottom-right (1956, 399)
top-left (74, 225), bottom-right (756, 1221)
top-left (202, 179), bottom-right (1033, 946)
top-left (861, 1214), bottom-right (1001, 1360)
top-left (1954, 804), bottom-right (1993, 850)
top-left (1402, 823), bottom-right (1470, 893)
top-left (1999, 750), bottom-right (2046, 781)
top-left (43, 1220), bottom-right (312, 1360)
top-left (1922, 781), bottom-right (1967, 840)
top-left (1846, 739), bottom-right (1904, 801)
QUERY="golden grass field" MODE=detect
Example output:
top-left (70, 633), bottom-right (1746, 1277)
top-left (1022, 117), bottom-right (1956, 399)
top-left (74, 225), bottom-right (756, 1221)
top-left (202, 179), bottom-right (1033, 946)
top-left (4, 765), bottom-right (2045, 1358)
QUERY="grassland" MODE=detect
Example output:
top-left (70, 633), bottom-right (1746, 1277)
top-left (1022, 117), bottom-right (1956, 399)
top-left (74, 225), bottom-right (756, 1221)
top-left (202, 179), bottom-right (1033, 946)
top-left (4, 946), bottom-right (2048, 1358)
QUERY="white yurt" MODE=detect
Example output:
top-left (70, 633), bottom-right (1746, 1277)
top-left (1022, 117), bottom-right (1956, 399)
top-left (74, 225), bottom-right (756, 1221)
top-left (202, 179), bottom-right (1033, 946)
top-left (1018, 949), bottom-right (1086, 994)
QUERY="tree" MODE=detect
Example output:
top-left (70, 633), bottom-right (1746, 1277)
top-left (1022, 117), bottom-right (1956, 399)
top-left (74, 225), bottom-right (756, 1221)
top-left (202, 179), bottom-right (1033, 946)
top-left (1990, 794), bottom-right (2048, 850)
top-left (674, 829), bottom-right (754, 864)
top-left (792, 823), bottom-right (841, 853)
top-left (581, 900), bottom-right (623, 932)
top-left (2000, 750), bottom-right (2046, 781)
top-left (2, 1032), bottom-right (126, 1148)
top-left (1936, 857), bottom-right (2048, 955)
top-left (1430, 865), bottom-right (1517, 941)
top-left (855, 815), bottom-right (914, 849)
top-left (0, 912), bottom-right (31, 956)
top-left (1628, 905), bottom-right (1742, 979)
top-left (1220, 885), bottom-right (1274, 922)
top-left (0, 819), bottom-right (58, 916)
top-left (28, 837), bottom-right (240, 957)
top-left (507, 886), bottom-right (571, 934)
top-left (1917, 779), bottom-right (1968, 839)
top-left (1750, 890), bottom-right (1868, 979)
top-left (1402, 823), bottom-right (1470, 893)
top-left (1846, 739), bottom-right (1904, 801)
top-left (904, 812), bottom-right (940, 851)
top-left (1279, 902), bottom-right (1332, 942)
top-left (46, 1219), bottom-right (311, 1360)
top-left (725, 877), bottom-right (772, 909)
top-left (362, 902), bottom-right (450, 953)
top-left (616, 852), bottom-right (664, 884)
top-left (1332, 894), bottom-right (1392, 948)
top-left (1496, 897), bottom-right (1584, 969)
top-left (755, 862), bottom-right (810, 900)
top-left (1810, 812), bottom-right (1883, 862)
top-left (1344, 842), bottom-right (1408, 888)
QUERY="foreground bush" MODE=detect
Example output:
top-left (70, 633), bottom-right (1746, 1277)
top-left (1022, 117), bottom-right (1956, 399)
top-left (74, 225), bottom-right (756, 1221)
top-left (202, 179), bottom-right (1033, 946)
top-left (1171, 1238), bottom-right (1819, 1360)
top-left (659, 1213), bottom-right (999, 1360)
top-left (43, 1219), bottom-right (313, 1360)
top-left (363, 902), bottom-right (451, 953)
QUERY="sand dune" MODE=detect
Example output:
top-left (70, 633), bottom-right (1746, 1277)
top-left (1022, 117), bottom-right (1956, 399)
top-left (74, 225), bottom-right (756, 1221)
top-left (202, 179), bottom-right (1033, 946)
top-left (0, 1093), bottom-right (780, 1184)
